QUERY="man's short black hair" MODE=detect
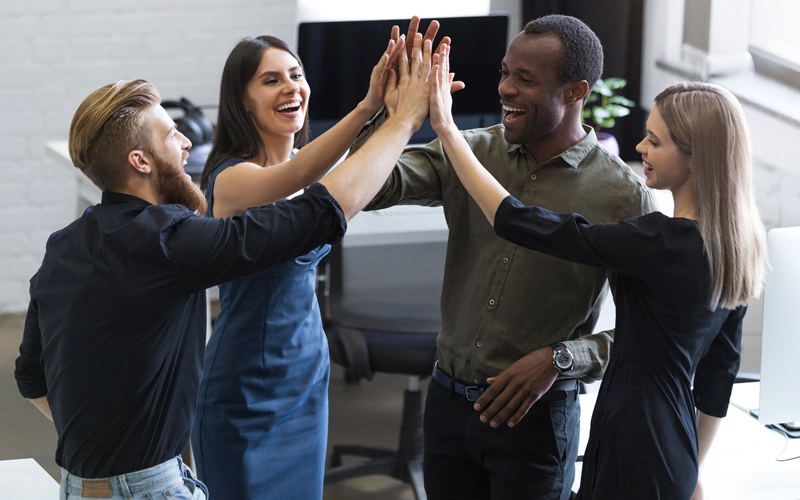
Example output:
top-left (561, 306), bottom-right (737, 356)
top-left (523, 15), bottom-right (603, 93)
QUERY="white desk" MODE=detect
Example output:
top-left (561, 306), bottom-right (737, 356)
top-left (574, 383), bottom-right (800, 498)
top-left (0, 459), bottom-right (59, 500)
top-left (46, 140), bottom-right (101, 218)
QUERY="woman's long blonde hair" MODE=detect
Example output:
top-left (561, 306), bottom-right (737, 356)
top-left (655, 82), bottom-right (767, 310)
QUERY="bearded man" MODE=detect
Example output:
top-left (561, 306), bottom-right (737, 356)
top-left (15, 50), bottom-right (431, 500)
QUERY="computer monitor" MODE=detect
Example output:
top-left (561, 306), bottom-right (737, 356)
top-left (757, 226), bottom-right (800, 426)
top-left (296, 15), bottom-right (509, 144)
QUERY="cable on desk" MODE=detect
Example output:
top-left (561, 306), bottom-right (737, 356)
top-left (772, 429), bottom-right (800, 463)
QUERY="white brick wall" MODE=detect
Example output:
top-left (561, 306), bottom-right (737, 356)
top-left (0, 0), bottom-right (296, 313)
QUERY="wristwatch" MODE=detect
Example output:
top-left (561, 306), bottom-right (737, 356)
top-left (549, 342), bottom-right (575, 374)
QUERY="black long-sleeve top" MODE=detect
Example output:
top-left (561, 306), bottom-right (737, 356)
top-left (15, 184), bottom-right (346, 478)
top-left (494, 195), bottom-right (744, 499)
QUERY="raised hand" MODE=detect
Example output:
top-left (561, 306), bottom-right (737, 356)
top-left (385, 33), bottom-right (432, 130)
top-left (362, 38), bottom-right (405, 114)
top-left (391, 16), bottom-right (464, 94)
top-left (429, 44), bottom-right (457, 134)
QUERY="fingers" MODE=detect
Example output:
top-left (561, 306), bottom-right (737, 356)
top-left (473, 371), bottom-right (540, 428)
top-left (441, 44), bottom-right (450, 87)
top-left (485, 392), bottom-right (534, 427)
top-left (374, 40), bottom-right (393, 76)
top-left (386, 36), bottom-right (404, 70)
top-left (435, 35), bottom-right (450, 56)
top-left (474, 375), bottom-right (500, 410)
top-left (390, 24), bottom-right (400, 43)
top-left (396, 35), bottom-right (409, 81)
top-left (507, 400), bottom-right (535, 427)
top-left (405, 15), bottom-right (420, 46)
top-left (476, 386), bottom-right (539, 427)
top-left (423, 19), bottom-right (440, 46)
top-left (408, 33), bottom-right (424, 78)
top-left (420, 38), bottom-right (433, 78)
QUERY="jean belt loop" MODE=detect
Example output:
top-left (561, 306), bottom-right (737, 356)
top-left (119, 474), bottom-right (132, 500)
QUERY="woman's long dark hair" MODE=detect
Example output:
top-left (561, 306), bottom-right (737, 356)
top-left (200, 36), bottom-right (310, 190)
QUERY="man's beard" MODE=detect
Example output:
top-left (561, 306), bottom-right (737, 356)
top-left (152, 151), bottom-right (208, 216)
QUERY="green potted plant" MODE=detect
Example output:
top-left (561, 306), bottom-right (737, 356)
top-left (582, 77), bottom-right (636, 156)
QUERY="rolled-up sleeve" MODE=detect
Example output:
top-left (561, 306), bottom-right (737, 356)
top-left (693, 306), bottom-right (745, 417)
top-left (15, 292), bottom-right (48, 399)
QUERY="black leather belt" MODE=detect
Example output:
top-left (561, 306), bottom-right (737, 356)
top-left (432, 362), bottom-right (579, 402)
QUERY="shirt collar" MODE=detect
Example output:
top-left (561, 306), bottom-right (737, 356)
top-left (101, 191), bottom-right (153, 207)
top-left (506, 124), bottom-right (599, 169)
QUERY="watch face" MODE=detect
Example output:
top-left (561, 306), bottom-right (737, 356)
top-left (555, 351), bottom-right (572, 369)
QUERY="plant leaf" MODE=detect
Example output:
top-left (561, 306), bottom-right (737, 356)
top-left (608, 95), bottom-right (635, 107)
top-left (605, 105), bottom-right (631, 118)
top-left (593, 108), bottom-right (611, 120)
top-left (604, 77), bottom-right (627, 89)
top-left (599, 117), bottom-right (615, 129)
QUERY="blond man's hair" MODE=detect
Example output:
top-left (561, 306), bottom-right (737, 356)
top-left (69, 79), bottom-right (161, 191)
top-left (655, 82), bottom-right (767, 309)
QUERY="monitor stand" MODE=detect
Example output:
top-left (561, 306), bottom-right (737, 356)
top-left (749, 408), bottom-right (800, 438)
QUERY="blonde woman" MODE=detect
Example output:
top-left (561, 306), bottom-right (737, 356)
top-left (428, 45), bottom-right (766, 500)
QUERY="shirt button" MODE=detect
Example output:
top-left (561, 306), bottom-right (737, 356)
top-left (530, 174), bottom-right (537, 180)
top-left (476, 341), bottom-right (483, 347)
top-left (489, 299), bottom-right (496, 306)
top-left (474, 379), bottom-right (480, 384)
top-left (503, 257), bottom-right (509, 264)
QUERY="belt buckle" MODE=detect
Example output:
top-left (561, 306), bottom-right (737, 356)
top-left (464, 385), bottom-right (483, 402)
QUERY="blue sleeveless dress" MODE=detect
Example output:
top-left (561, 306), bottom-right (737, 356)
top-left (192, 158), bottom-right (330, 500)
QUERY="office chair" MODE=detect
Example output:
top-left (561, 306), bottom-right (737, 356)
top-left (318, 239), bottom-right (446, 500)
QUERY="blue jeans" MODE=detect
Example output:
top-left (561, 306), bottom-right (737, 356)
top-left (60, 456), bottom-right (208, 499)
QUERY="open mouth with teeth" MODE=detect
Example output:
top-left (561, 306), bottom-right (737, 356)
top-left (276, 101), bottom-right (302, 115)
top-left (502, 104), bottom-right (526, 123)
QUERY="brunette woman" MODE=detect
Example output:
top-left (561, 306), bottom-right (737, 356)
top-left (191, 35), bottom-right (409, 499)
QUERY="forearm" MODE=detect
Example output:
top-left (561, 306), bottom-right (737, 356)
top-left (437, 126), bottom-right (508, 225)
top-left (28, 396), bottom-right (53, 422)
top-left (291, 100), bottom-right (378, 185)
top-left (320, 117), bottom-right (418, 220)
top-left (696, 410), bottom-right (722, 471)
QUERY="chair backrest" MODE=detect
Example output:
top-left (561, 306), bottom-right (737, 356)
top-left (327, 238), bottom-right (447, 335)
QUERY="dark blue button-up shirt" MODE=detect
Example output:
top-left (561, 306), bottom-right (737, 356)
top-left (15, 184), bottom-right (345, 478)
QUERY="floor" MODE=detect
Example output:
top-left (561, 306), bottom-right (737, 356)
top-left (0, 312), bottom-right (423, 499)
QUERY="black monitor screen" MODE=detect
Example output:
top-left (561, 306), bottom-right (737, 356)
top-left (297, 15), bottom-right (509, 143)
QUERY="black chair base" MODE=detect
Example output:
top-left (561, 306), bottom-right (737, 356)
top-left (325, 388), bottom-right (427, 500)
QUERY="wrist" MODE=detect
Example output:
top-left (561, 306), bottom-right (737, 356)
top-left (549, 342), bottom-right (575, 375)
top-left (357, 99), bottom-right (380, 119)
top-left (382, 116), bottom-right (417, 139)
top-left (437, 124), bottom-right (460, 141)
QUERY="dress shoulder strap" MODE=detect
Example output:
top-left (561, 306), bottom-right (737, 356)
top-left (204, 158), bottom-right (244, 218)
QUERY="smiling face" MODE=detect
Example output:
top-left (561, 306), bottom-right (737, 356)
top-left (243, 47), bottom-right (310, 144)
top-left (143, 104), bottom-right (207, 213)
top-left (636, 105), bottom-right (693, 194)
top-left (499, 33), bottom-right (568, 148)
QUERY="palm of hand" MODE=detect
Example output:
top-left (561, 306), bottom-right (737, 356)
top-left (385, 35), bottom-right (431, 128)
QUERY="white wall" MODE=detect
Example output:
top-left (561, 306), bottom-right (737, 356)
top-left (0, 0), bottom-right (295, 313)
top-left (0, 1), bottom-right (520, 314)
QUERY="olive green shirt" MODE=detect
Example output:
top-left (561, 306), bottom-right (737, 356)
top-left (355, 117), bottom-right (655, 384)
